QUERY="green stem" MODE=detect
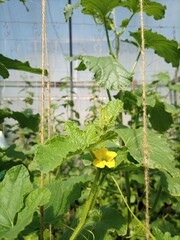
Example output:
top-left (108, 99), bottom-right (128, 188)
top-left (90, 172), bottom-right (106, 211)
top-left (125, 172), bottom-right (131, 237)
top-left (131, 51), bottom-right (141, 75)
top-left (111, 176), bottom-right (156, 240)
top-left (70, 169), bottom-right (102, 240)
top-left (115, 33), bottom-right (120, 57)
top-left (104, 17), bottom-right (115, 58)
top-left (106, 89), bottom-right (112, 101)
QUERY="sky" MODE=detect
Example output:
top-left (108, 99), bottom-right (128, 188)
top-left (0, 0), bottom-right (179, 121)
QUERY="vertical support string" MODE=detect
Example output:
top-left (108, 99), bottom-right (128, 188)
top-left (68, 0), bottom-right (74, 120)
top-left (45, 35), bottom-right (51, 139)
top-left (139, 1), bottom-right (150, 239)
top-left (44, 11), bottom-right (52, 240)
top-left (40, 0), bottom-right (46, 239)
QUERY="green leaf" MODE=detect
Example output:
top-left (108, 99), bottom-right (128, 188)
top-left (116, 128), bottom-right (179, 176)
top-left (64, 122), bottom-right (99, 149)
top-left (44, 175), bottom-right (92, 224)
top-left (1, 144), bottom-right (25, 161)
top-left (81, 0), bottom-right (120, 21)
top-left (119, 0), bottom-right (166, 20)
top-left (0, 108), bottom-right (11, 123)
top-left (160, 172), bottom-right (180, 197)
top-left (153, 227), bottom-right (180, 240)
top-left (64, 1), bottom-right (81, 21)
top-left (148, 100), bottom-right (173, 132)
top-left (94, 99), bottom-right (123, 130)
top-left (0, 108), bottom-right (40, 132)
top-left (130, 30), bottom-right (180, 67)
top-left (30, 136), bottom-right (74, 173)
top-left (170, 84), bottom-right (180, 92)
top-left (0, 165), bottom-right (50, 238)
top-left (84, 206), bottom-right (127, 239)
top-left (153, 72), bottom-right (170, 85)
top-left (0, 54), bottom-right (48, 79)
top-left (0, 0), bottom-right (7, 3)
top-left (69, 55), bottom-right (132, 90)
top-left (0, 62), bottom-right (9, 78)
top-left (4, 188), bottom-right (50, 239)
top-left (12, 110), bottom-right (40, 132)
top-left (0, 165), bottom-right (32, 231)
top-left (120, 90), bottom-right (137, 112)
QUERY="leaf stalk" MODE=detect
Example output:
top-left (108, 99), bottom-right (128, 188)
top-left (70, 168), bottom-right (102, 240)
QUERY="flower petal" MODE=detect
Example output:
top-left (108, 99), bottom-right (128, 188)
top-left (106, 151), bottom-right (117, 162)
top-left (93, 147), bottom-right (107, 160)
top-left (104, 159), bottom-right (115, 168)
top-left (93, 159), bottom-right (105, 168)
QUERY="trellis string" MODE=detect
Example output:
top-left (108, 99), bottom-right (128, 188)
top-left (139, 0), bottom-right (150, 239)
top-left (40, 0), bottom-right (46, 239)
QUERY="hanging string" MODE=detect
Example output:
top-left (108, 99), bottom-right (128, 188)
top-left (40, 0), bottom-right (46, 239)
top-left (139, 0), bottom-right (150, 239)
top-left (41, 1), bottom-right (46, 147)
top-left (44, 9), bottom-right (53, 240)
top-left (45, 34), bottom-right (51, 139)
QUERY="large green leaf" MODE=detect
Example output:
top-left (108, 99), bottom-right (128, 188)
top-left (0, 165), bottom-right (32, 231)
top-left (3, 188), bottom-right (50, 239)
top-left (0, 165), bottom-right (51, 239)
top-left (44, 175), bottom-right (92, 224)
top-left (0, 54), bottom-right (48, 79)
top-left (130, 30), bottom-right (180, 67)
top-left (69, 55), bottom-right (132, 90)
top-left (116, 128), bottom-right (179, 176)
top-left (119, 0), bottom-right (166, 20)
top-left (30, 136), bottom-right (75, 173)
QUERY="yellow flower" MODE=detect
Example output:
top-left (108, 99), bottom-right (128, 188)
top-left (92, 147), bottom-right (117, 169)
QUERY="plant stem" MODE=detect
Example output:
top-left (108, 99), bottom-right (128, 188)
top-left (124, 172), bottom-right (131, 237)
top-left (106, 89), bottom-right (112, 101)
top-left (131, 51), bottom-right (141, 75)
top-left (104, 17), bottom-right (115, 58)
top-left (70, 169), bottom-right (102, 240)
top-left (111, 176), bottom-right (156, 240)
top-left (89, 172), bottom-right (106, 211)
